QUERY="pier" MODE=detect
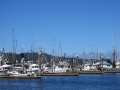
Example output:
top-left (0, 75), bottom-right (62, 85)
top-left (79, 71), bottom-right (103, 74)
top-left (0, 76), bottom-right (41, 79)
top-left (78, 70), bottom-right (120, 74)
top-left (41, 73), bottom-right (78, 76)
top-left (103, 70), bottom-right (120, 73)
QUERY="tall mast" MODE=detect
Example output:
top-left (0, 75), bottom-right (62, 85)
top-left (32, 34), bottom-right (34, 63)
top-left (91, 45), bottom-right (94, 64)
top-left (13, 29), bottom-right (15, 62)
top-left (53, 38), bottom-right (55, 63)
top-left (96, 47), bottom-right (98, 60)
top-left (14, 40), bottom-right (17, 61)
top-left (59, 41), bottom-right (62, 62)
top-left (28, 33), bottom-right (30, 62)
top-left (30, 33), bottom-right (32, 63)
top-left (51, 38), bottom-right (53, 73)
top-left (112, 30), bottom-right (116, 68)
top-left (82, 43), bottom-right (85, 65)
top-left (10, 28), bottom-right (15, 63)
top-left (1, 36), bottom-right (4, 50)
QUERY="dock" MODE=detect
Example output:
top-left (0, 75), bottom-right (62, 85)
top-left (78, 70), bottom-right (120, 74)
top-left (103, 70), bottom-right (120, 73)
top-left (79, 71), bottom-right (103, 74)
top-left (0, 76), bottom-right (41, 79)
top-left (41, 73), bottom-right (78, 76)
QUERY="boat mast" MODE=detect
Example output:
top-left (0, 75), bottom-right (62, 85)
top-left (32, 34), bottom-right (34, 63)
top-left (59, 41), bottom-right (62, 62)
top-left (96, 47), bottom-right (98, 61)
top-left (112, 30), bottom-right (116, 68)
top-left (28, 33), bottom-right (30, 62)
top-left (91, 45), bottom-right (94, 64)
top-left (53, 38), bottom-right (55, 73)
top-left (30, 34), bottom-right (32, 63)
top-left (10, 29), bottom-right (15, 63)
top-left (14, 40), bottom-right (17, 62)
top-left (82, 43), bottom-right (85, 65)
top-left (1, 36), bottom-right (4, 51)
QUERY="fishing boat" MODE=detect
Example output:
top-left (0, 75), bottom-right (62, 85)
top-left (51, 61), bottom-right (70, 73)
top-left (82, 63), bottom-right (97, 71)
top-left (8, 71), bottom-right (29, 76)
top-left (115, 61), bottom-right (120, 69)
top-left (7, 64), bottom-right (27, 76)
top-left (0, 50), bottom-right (13, 76)
top-left (95, 61), bottom-right (113, 70)
top-left (0, 64), bottom-right (13, 76)
top-left (54, 65), bottom-right (69, 73)
top-left (13, 64), bottom-right (26, 73)
top-left (27, 64), bottom-right (40, 75)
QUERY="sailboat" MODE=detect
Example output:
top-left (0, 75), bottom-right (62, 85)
top-left (0, 49), bottom-right (13, 76)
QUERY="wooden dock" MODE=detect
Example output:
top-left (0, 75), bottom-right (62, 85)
top-left (103, 70), bottom-right (120, 73)
top-left (79, 70), bottom-right (120, 74)
top-left (79, 71), bottom-right (103, 74)
top-left (0, 76), bottom-right (41, 79)
top-left (41, 73), bottom-right (78, 76)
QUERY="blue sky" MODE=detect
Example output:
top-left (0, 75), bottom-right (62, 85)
top-left (0, 0), bottom-right (120, 57)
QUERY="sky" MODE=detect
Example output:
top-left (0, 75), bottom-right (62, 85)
top-left (0, 0), bottom-right (120, 58)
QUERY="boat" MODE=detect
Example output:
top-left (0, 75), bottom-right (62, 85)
top-left (0, 64), bottom-right (13, 76)
top-left (7, 63), bottom-right (27, 76)
top-left (8, 71), bottom-right (29, 76)
top-left (27, 64), bottom-right (40, 75)
top-left (54, 65), bottom-right (69, 73)
top-left (13, 64), bottom-right (26, 73)
top-left (0, 50), bottom-right (14, 75)
top-left (95, 61), bottom-right (114, 70)
top-left (42, 64), bottom-right (51, 73)
top-left (82, 62), bottom-right (97, 71)
top-left (51, 61), bottom-right (70, 73)
top-left (115, 61), bottom-right (120, 69)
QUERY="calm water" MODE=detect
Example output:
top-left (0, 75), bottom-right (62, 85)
top-left (0, 73), bottom-right (120, 90)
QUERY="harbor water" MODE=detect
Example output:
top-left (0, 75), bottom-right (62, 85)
top-left (0, 73), bottom-right (120, 90)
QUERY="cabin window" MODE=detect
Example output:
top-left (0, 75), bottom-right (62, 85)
top-left (35, 66), bottom-right (38, 68)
